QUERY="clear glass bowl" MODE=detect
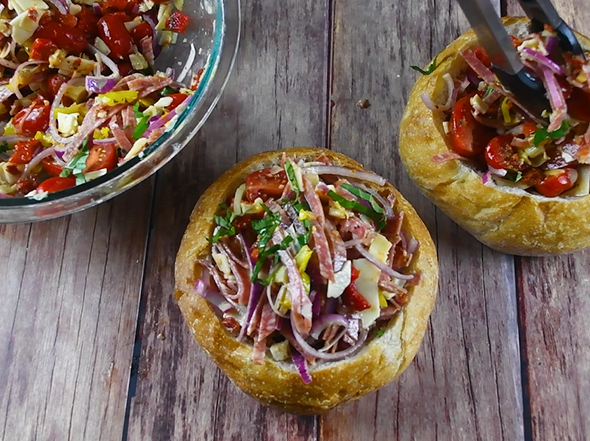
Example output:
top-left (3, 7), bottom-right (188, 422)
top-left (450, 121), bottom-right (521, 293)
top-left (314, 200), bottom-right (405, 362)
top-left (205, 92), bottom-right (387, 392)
top-left (0, 0), bottom-right (240, 223)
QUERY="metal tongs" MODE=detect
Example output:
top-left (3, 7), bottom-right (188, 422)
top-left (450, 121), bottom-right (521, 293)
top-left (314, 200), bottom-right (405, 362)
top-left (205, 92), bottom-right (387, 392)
top-left (457, 0), bottom-right (585, 120)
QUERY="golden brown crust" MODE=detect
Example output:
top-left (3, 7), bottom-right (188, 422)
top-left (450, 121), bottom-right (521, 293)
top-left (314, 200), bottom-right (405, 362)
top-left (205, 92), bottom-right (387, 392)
top-left (399, 17), bottom-right (590, 256)
top-left (174, 147), bottom-right (438, 414)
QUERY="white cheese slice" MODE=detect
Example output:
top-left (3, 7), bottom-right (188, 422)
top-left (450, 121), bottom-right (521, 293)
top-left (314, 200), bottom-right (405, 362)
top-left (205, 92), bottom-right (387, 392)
top-left (353, 258), bottom-right (381, 328)
top-left (368, 233), bottom-right (392, 263)
top-left (10, 8), bottom-right (44, 45)
top-left (9, 0), bottom-right (48, 15)
top-left (327, 260), bottom-right (351, 298)
top-left (56, 112), bottom-right (79, 137)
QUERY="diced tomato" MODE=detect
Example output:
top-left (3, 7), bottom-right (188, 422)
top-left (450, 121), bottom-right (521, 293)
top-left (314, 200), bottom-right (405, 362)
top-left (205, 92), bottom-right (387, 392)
top-left (484, 135), bottom-right (527, 171)
top-left (16, 176), bottom-right (38, 194)
top-left (13, 99), bottom-right (51, 136)
top-left (350, 265), bottom-right (360, 281)
top-left (30, 38), bottom-right (58, 61)
top-left (98, 13), bottom-right (134, 59)
top-left (41, 157), bottom-right (63, 177)
top-left (535, 169), bottom-right (575, 197)
top-left (132, 21), bottom-right (153, 44)
top-left (244, 168), bottom-right (288, 202)
top-left (54, 12), bottom-right (78, 28)
top-left (166, 93), bottom-right (188, 110)
top-left (521, 122), bottom-right (538, 138)
top-left (342, 282), bottom-right (371, 311)
top-left (165, 11), bottom-right (190, 33)
top-left (449, 93), bottom-right (495, 158)
top-left (34, 19), bottom-right (87, 54)
top-left (118, 61), bottom-right (133, 76)
top-left (76, 6), bottom-right (100, 38)
top-left (473, 46), bottom-right (491, 68)
top-left (567, 87), bottom-right (590, 122)
top-left (9, 140), bottom-right (41, 164)
top-left (103, 0), bottom-right (137, 13)
top-left (83, 143), bottom-right (118, 173)
top-left (36, 176), bottom-right (76, 193)
top-left (47, 73), bottom-right (69, 97)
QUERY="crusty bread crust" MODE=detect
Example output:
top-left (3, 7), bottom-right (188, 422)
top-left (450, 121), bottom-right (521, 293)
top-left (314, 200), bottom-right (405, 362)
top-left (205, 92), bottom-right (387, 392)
top-left (399, 17), bottom-right (590, 256)
top-left (174, 148), bottom-right (438, 414)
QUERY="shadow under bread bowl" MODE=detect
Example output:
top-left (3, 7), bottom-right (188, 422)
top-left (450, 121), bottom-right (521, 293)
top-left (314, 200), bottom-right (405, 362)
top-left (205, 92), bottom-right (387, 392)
top-left (175, 148), bottom-right (438, 414)
top-left (399, 17), bottom-right (590, 256)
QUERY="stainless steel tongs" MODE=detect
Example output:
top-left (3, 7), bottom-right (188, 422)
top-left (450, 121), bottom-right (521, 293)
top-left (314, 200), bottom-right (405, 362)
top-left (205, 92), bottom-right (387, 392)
top-left (457, 0), bottom-right (585, 120)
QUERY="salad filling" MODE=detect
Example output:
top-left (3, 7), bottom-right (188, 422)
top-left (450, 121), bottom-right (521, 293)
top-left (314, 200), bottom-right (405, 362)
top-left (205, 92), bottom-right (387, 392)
top-left (196, 154), bottom-right (421, 383)
top-left (424, 25), bottom-right (590, 198)
top-left (0, 0), bottom-right (199, 198)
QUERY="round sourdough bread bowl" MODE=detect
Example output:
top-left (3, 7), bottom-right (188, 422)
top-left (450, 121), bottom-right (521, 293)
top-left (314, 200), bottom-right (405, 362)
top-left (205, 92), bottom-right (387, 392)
top-left (175, 147), bottom-right (438, 414)
top-left (399, 17), bottom-right (590, 256)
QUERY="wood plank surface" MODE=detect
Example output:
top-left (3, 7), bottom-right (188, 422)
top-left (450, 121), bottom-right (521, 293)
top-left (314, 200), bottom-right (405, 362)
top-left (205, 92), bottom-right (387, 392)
top-left (322, 0), bottom-right (524, 440)
top-left (504, 1), bottom-right (590, 440)
top-left (0, 182), bottom-right (152, 441)
top-left (124, 0), bottom-right (331, 439)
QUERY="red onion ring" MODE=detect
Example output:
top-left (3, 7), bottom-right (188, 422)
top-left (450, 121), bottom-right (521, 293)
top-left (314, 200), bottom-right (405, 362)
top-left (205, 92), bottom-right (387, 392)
top-left (354, 244), bottom-right (414, 280)
top-left (301, 165), bottom-right (386, 186)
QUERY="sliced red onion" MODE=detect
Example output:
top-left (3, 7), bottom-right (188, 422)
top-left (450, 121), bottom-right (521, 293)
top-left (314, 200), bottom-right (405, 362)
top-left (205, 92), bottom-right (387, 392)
top-left (301, 165), bottom-right (386, 186)
top-left (11, 60), bottom-right (48, 100)
top-left (343, 238), bottom-right (364, 248)
top-left (92, 3), bottom-right (102, 14)
top-left (488, 166), bottom-right (507, 177)
top-left (0, 193), bottom-right (13, 198)
top-left (0, 58), bottom-right (20, 70)
top-left (291, 350), bottom-right (312, 384)
top-left (22, 147), bottom-right (55, 179)
top-left (545, 36), bottom-right (559, 55)
top-left (354, 244), bottom-right (414, 280)
top-left (86, 76), bottom-right (118, 94)
top-left (460, 49), bottom-right (496, 83)
top-left (0, 135), bottom-right (22, 145)
top-left (310, 314), bottom-right (348, 340)
top-left (355, 182), bottom-right (394, 218)
top-left (521, 47), bottom-right (565, 76)
top-left (144, 108), bottom-right (177, 138)
top-left (421, 73), bottom-right (457, 112)
top-left (290, 317), bottom-right (368, 361)
top-left (46, 0), bottom-right (68, 14)
top-left (539, 65), bottom-right (567, 131)
top-left (165, 67), bottom-right (176, 78)
top-left (93, 137), bottom-right (117, 144)
top-left (238, 282), bottom-right (264, 341)
top-left (482, 171), bottom-right (493, 186)
top-left (421, 92), bottom-right (439, 111)
top-left (88, 45), bottom-right (120, 77)
top-left (266, 283), bottom-right (289, 319)
top-left (406, 237), bottom-right (419, 254)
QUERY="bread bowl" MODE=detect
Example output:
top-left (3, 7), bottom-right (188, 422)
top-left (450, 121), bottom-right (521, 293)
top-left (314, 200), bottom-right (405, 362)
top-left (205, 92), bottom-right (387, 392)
top-left (399, 17), bottom-right (590, 255)
top-left (174, 147), bottom-right (438, 414)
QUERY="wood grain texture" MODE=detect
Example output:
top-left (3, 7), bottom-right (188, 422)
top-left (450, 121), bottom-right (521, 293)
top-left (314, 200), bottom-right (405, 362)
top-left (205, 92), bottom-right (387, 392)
top-left (324, 0), bottom-right (524, 439)
top-left (504, 1), bottom-right (590, 440)
top-left (0, 182), bottom-right (152, 441)
top-left (125, 0), bottom-right (330, 439)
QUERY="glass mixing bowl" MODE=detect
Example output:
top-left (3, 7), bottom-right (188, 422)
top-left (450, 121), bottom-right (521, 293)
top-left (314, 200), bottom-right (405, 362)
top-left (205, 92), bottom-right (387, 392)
top-left (0, 0), bottom-right (240, 223)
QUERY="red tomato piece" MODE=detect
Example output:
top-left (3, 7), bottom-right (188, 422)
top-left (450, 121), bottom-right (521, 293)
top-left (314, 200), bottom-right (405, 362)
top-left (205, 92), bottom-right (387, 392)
top-left (103, 0), bottom-right (137, 13)
top-left (16, 176), bottom-right (38, 194)
top-left (41, 157), bottom-right (63, 177)
top-left (165, 11), bottom-right (190, 33)
top-left (342, 282), bottom-right (371, 311)
top-left (13, 99), bottom-right (51, 136)
top-left (36, 176), bottom-right (76, 193)
top-left (118, 61), bottom-right (133, 76)
top-left (567, 87), bottom-right (590, 122)
top-left (484, 135), bottom-right (526, 171)
top-left (9, 140), bottom-right (41, 164)
top-left (47, 73), bottom-right (68, 97)
top-left (34, 19), bottom-right (87, 54)
top-left (83, 143), bottom-right (118, 173)
top-left (98, 13), bottom-right (134, 59)
top-left (132, 21), bottom-right (153, 44)
top-left (244, 168), bottom-right (288, 202)
top-left (521, 122), bottom-right (538, 138)
top-left (76, 6), bottom-right (100, 38)
top-left (449, 93), bottom-right (494, 157)
top-left (166, 93), bottom-right (188, 110)
top-left (30, 38), bottom-right (58, 61)
top-left (535, 170), bottom-right (575, 197)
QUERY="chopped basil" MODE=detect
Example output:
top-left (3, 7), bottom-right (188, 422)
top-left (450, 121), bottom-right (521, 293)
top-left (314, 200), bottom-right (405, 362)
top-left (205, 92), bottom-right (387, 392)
top-left (411, 55), bottom-right (439, 76)
top-left (533, 120), bottom-right (570, 146)
top-left (132, 115), bottom-right (150, 140)
top-left (374, 329), bottom-right (385, 338)
top-left (161, 86), bottom-right (179, 96)
top-left (208, 204), bottom-right (237, 243)
top-left (133, 102), bottom-right (143, 118)
top-left (252, 210), bottom-right (281, 251)
top-left (59, 138), bottom-right (89, 178)
top-left (251, 235), bottom-right (294, 283)
top-left (0, 141), bottom-right (10, 155)
top-left (328, 190), bottom-right (386, 230)
top-left (284, 161), bottom-right (300, 196)
top-left (340, 182), bottom-right (385, 214)
top-left (297, 218), bottom-right (311, 247)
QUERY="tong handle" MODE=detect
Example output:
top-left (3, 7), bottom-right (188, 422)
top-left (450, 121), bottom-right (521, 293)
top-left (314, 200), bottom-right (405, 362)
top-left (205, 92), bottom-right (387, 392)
top-left (519, 0), bottom-right (585, 57)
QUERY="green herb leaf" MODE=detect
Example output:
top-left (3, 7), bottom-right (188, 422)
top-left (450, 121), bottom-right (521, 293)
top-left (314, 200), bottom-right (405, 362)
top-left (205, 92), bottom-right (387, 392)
top-left (132, 115), bottom-right (150, 140)
top-left (483, 86), bottom-right (495, 99)
top-left (60, 138), bottom-right (90, 177)
top-left (410, 55), bottom-right (439, 76)
top-left (328, 190), bottom-right (386, 230)
top-left (161, 86), bottom-right (179, 96)
top-left (252, 210), bottom-right (281, 251)
top-left (533, 120), bottom-right (570, 145)
top-left (297, 218), bottom-right (311, 247)
top-left (208, 204), bottom-right (238, 243)
top-left (284, 161), bottom-right (300, 196)
top-left (340, 183), bottom-right (385, 214)
top-left (374, 329), bottom-right (385, 338)
top-left (59, 168), bottom-right (72, 177)
top-left (75, 174), bottom-right (86, 185)
top-left (133, 102), bottom-right (143, 118)
top-left (0, 141), bottom-right (10, 155)
top-left (251, 236), bottom-right (294, 283)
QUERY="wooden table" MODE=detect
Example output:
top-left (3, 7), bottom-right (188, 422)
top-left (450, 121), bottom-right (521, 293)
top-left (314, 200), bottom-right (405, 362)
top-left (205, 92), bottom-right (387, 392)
top-left (2, 0), bottom-right (589, 439)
